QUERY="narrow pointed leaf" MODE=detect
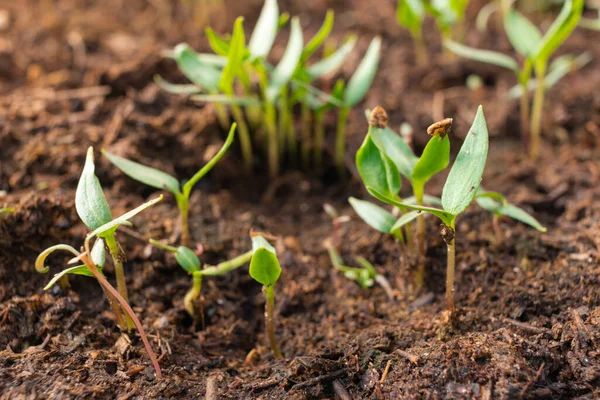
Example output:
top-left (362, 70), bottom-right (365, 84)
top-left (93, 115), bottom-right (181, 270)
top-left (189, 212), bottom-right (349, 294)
top-left (302, 10), bottom-right (334, 60)
top-left (205, 27), bottom-right (230, 56)
top-left (444, 40), bottom-right (519, 72)
top-left (44, 265), bottom-right (98, 291)
top-left (344, 37), bottom-right (381, 107)
top-left (411, 135), bottom-right (450, 200)
top-left (390, 210), bottom-right (421, 232)
top-left (349, 197), bottom-right (396, 233)
top-left (76, 147), bottom-right (112, 230)
top-left (153, 75), bottom-right (202, 95)
top-left (306, 36), bottom-right (357, 79)
top-left (249, 0), bottom-right (279, 59)
top-left (103, 151), bottom-right (181, 195)
top-left (88, 195), bottom-right (163, 239)
top-left (219, 17), bottom-right (246, 93)
top-left (249, 235), bottom-right (281, 286)
top-left (476, 197), bottom-right (546, 232)
top-left (533, 0), bottom-right (583, 63)
top-left (442, 106), bottom-right (489, 216)
top-left (190, 94), bottom-right (261, 106)
top-left (267, 17), bottom-right (304, 101)
top-left (504, 9), bottom-right (541, 58)
top-left (174, 44), bottom-right (222, 92)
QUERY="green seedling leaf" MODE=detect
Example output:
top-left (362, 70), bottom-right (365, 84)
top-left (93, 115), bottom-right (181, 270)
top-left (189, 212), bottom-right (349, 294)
top-left (442, 106), bottom-right (489, 216)
top-left (267, 17), bottom-right (304, 101)
top-left (444, 40), bottom-right (519, 72)
top-left (344, 37), bottom-right (381, 107)
top-left (153, 75), bottom-right (202, 95)
top-left (88, 195), bottom-right (163, 239)
top-left (404, 194), bottom-right (442, 206)
top-left (390, 210), bottom-right (421, 233)
top-left (532, 0), bottom-right (583, 63)
top-left (327, 247), bottom-right (375, 289)
top-left (397, 0), bottom-right (425, 35)
top-left (173, 44), bottom-right (222, 92)
top-left (368, 186), bottom-right (455, 226)
top-left (349, 197), bottom-right (396, 234)
top-left (35, 244), bottom-right (80, 274)
top-left (76, 147), bottom-right (113, 230)
top-left (476, 196), bottom-right (546, 232)
top-left (0, 207), bottom-right (14, 214)
top-left (219, 17), bottom-right (246, 93)
top-left (44, 266), bottom-right (96, 290)
top-left (302, 10), bottom-right (334, 60)
top-left (306, 36), bottom-right (357, 79)
top-left (476, 189), bottom-right (507, 205)
top-left (103, 151), bottom-right (181, 195)
top-left (91, 238), bottom-right (106, 267)
top-left (356, 128), bottom-right (401, 200)
top-left (175, 246), bottom-right (201, 273)
top-left (206, 27), bottom-right (230, 56)
top-left (278, 12), bottom-right (290, 29)
top-left (505, 9), bottom-right (542, 58)
top-left (190, 94), bottom-right (261, 106)
top-left (411, 135), bottom-right (450, 200)
top-left (181, 123), bottom-right (236, 195)
top-left (249, 235), bottom-right (281, 286)
top-left (249, 0), bottom-right (279, 59)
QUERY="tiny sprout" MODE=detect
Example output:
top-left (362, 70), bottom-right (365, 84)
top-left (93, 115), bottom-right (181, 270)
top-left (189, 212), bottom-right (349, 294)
top-left (150, 239), bottom-right (252, 325)
top-left (249, 232), bottom-right (283, 359)
top-left (104, 123), bottom-right (236, 247)
top-left (36, 196), bottom-right (163, 378)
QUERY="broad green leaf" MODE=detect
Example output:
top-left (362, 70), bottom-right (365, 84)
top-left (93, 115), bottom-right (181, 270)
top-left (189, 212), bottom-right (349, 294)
top-left (190, 94), bottom-right (261, 106)
top-left (344, 37), bottom-right (381, 107)
top-left (174, 44), bottom-right (222, 92)
top-left (411, 135), bottom-right (450, 201)
top-left (306, 36), bottom-right (357, 79)
top-left (349, 197), bottom-right (396, 233)
top-left (505, 9), bottom-right (542, 58)
top-left (441, 106), bottom-right (489, 216)
top-left (302, 10), bottom-right (334, 60)
top-left (397, 0), bottom-right (425, 35)
top-left (249, 235), bottom-right (281, 286)
top-left (390, 210), bottom-right (421, 232)
top-left (103, 151), bottom-right (181, 195)
top-left (44, 265), bottom-right (97, 291)
top-left (153, 75), bottom-right (202, 95)
top-left (175, 246), bottom-right (201, 273)
top-left (219, 17), bottom-right (246, 93)
top-left (368, 186), bottom-right (455, 226)
top-left (249, 0), bottom-right (279, 59)
top-left (88, 195), bottom-right (163, 239)
top-left (76, 147), bottom-right (112, 230)
top-left (267, 17), bottom-right (304, 101)
top-left (205, 27), bottom-right (230, 56)
top-left (356, 128), bottom-right (401, 199)
top-left (182, 124), bottom-right (236, 194)
top-left (532, 0), bottom-right (583, 64)
top-left (444, 40), bottom-right (519, 72)
top-left (476, 197), bottom-right (546, 232)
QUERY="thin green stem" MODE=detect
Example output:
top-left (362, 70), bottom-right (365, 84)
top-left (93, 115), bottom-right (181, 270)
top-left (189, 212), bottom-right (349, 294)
top-left (530, 62), bottom-right (547, 160)
top-left (214, 102), bottom-right (229, 130)
top-left (176, 195), bottom-right (191, 247)
top-left (264, 101), bottom-right (279, 178)
top-left (105, 233), bottom-right (134, 331)
top-left (446, 221), bottom-right (456, 312)
top-left (184, 273), bottom-right (203, 322)
top-left (280, 87), bottom-right (297, 167)
top-left (313, 109), bottom-right (325, 171)
top-left (335, 107), bottom-right (350, 176)
top-left (264, 285), bottom-right (283, 359)
top-left (301, 102), bottom-right (312, 170)
top-left (199, 250), bottom-right (253, 276)
top-left (519, 61), bottom-right (533, 153)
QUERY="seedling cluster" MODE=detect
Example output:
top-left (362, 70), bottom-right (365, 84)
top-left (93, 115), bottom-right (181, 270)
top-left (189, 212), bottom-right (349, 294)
top-left (158, 0), bottom-right (381, 176)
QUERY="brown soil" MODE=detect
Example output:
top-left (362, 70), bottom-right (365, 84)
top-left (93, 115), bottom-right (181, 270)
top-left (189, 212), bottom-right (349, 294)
top-left (1, 0), bottom-right (600, 398)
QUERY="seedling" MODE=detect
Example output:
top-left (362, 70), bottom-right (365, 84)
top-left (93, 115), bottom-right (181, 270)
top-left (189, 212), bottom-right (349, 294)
top-left (36, 191), bottom-right (162, 378)
top-left (327, 245), bottom-right (394, 301)
top-left (352, 107), bottom-right (449, 270)
top-left (150, 239), bottom-right (252, 325)
top-left (249, 233), bottom-right (283, 359)
top-left (362, 106), bottom-right (545, 314)
top-left (445, 0), bottom-right (584, 158)
top-left (104, 124), bottom-right (236, 247)
top-left (323, 203), bottom-right (350, 250)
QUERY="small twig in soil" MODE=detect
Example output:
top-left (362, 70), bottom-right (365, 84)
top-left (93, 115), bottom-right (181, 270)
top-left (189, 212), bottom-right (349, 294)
top-left (290, 369), bottom-right (347, 391)
top-left (380, 360), bottom-right (392, 383)
top-left (571, 309), bottom-right (597, 349)
top-left (504, 318), bottom-right (549, 335)
top-left (206, 375), bottom-right (220, 400)
top-left (519, 362), bottom-right (545, 399)
top-left (251, 377), bottom-right (281, 392)
top-left (394, 349), bottom-right (419, 364)
top-left (332, 379), bottom-right (352, 400)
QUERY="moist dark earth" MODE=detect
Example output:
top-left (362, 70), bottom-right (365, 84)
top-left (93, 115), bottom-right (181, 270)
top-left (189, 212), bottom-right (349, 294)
top-left (1, 0), bottom-right (600, 398)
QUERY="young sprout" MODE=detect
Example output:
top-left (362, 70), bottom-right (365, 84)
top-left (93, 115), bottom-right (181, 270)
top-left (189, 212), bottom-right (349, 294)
top-left (445, 0), bottom-right (584, 158)
top-left (36, 195), bottom-right (163, 378)
top-left (249, 232), bottom-right (283, 359)
top-left (150, 239), bottom-right (252, 326)
top-left (323, 203), bottom-right (350, 250)
top-left (364, 106), bottom-right (546, 315)
top-left (104, 124), bottom-right (236, 247)
top-left (397, 0), bottom-right (427, 64)
top-left (327, 245), bottom-right (394, 301)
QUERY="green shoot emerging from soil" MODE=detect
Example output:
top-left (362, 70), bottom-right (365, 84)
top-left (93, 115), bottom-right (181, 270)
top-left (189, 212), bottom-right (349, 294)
top-left (150, 239), bottom-right (252, 327)
top-left (249, 232), bottom-right (283, 359)
top-left (36, 169), bottom-right (163, 377)
top-left (445, 0), bottom-right (584, 159)
top-left (104, 124), bottom-right (236, 247)
top-left (362, 106), bottom-right (546, 314)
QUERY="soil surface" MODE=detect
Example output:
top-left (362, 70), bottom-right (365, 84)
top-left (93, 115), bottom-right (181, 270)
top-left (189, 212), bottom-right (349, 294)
top-left (1, 0), bottom-right (600, 398)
